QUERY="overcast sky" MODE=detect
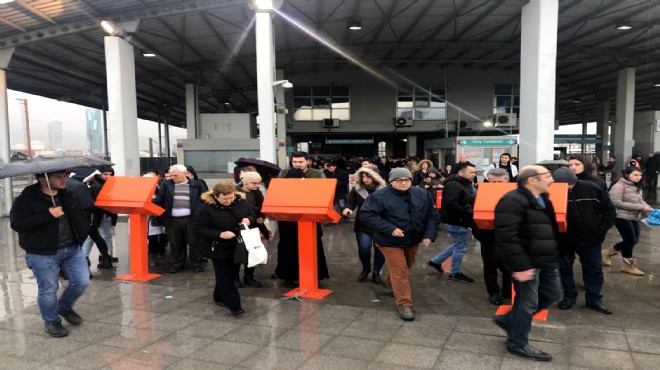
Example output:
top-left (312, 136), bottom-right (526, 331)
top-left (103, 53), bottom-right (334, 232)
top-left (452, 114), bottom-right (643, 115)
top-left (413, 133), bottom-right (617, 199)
top-left (7, 90), bottom-right (186, 155)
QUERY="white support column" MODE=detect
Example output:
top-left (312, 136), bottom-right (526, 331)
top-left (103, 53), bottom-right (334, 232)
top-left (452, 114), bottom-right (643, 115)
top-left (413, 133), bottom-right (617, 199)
top-left (653, 111), bottom-right (660, 154)
top-left (613, 68), bottom-right (635, 163)
top-left (596, 99), bottom-right (610, 162)
top-left (518, 0), bottom-right (558, 166)
top-left (185, 83), bottom-right (199, 139)
top-left (256, 10), bottom-right (276, 163)
top-left (0, 48), bottom-right (15, 217)
top-left (104, 36), bottom-right (139, 176)
top-left (275, 69), bottom-right (287, 167)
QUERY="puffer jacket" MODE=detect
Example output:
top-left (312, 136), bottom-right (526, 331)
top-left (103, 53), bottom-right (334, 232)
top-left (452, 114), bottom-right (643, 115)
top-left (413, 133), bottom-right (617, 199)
top-left (561, 180), bottom-right (616, 247)
top-left (608, 178), bottom-right (650, 221)
top-left (440, 174), bottom-right (474, 227)
top-left (576, 171), bottom-right (607, 193)
top-left (494, 185), bottom-right (560, 272)
top-left (191, 191), bottom-right (256, 260)
top-left (344, 167), bottom-right (387, 234)
top-left (360, 185), bottom-right (441, 248)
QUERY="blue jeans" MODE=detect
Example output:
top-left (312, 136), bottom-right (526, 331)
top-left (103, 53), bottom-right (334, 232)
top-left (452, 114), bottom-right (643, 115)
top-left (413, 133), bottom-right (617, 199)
top-left (25, 245), bottom-right (90, 324)
top-left (499, 268), bottom-right (562, 347)
top-left (559, 243), bottom-right (604, 305)
top-left (431, 224), bottom-right (469, 274)
top-left (356, 232), bottom-right (385, 272)
top-left (613, 219), bottom-right (640, 258)
top-left (82, 214), bottom-right (114, 257)
top-left (334, 198), bottom-right (347, 218)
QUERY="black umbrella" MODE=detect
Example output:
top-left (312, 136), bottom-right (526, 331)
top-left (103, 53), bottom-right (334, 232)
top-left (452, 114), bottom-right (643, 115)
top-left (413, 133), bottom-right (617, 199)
top-left (234, 158), bottom-right (281, 185)
top-left (0, 157), bottom-right (90, 206)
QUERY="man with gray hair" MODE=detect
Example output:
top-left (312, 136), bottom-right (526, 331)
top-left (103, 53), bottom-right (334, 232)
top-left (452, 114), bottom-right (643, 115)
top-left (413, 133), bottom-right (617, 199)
top-left (154, 164), bottom-right (206, 273)
top-left (493, 165), bottom-right (561, 362)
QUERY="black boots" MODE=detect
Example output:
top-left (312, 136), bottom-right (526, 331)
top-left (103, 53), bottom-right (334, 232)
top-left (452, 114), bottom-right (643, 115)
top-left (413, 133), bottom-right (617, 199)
top-left (97, 255), bottom-right (114, 269)
top-left (243, 274), bottom-right (263, 288)
top-left (358, 268), bottom-right (370, 282)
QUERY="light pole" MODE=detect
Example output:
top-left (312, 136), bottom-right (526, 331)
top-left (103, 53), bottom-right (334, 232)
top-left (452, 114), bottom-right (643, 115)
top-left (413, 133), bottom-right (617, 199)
top-left (148, 138), bottom-right (159, 158)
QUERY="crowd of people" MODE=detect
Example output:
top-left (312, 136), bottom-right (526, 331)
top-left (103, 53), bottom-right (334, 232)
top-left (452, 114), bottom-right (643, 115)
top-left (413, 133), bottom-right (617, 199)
top-left (9, 150), bottom-right (657, 362)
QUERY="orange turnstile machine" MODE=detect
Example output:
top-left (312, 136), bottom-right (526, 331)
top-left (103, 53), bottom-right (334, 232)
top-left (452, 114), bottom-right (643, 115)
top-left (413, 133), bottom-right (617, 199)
top-left (262, 178), bottom-right (341, 299)
top-left (94, 176), bottom-right (165, 282)
top-left (473, 182), bottom-right (568, 320)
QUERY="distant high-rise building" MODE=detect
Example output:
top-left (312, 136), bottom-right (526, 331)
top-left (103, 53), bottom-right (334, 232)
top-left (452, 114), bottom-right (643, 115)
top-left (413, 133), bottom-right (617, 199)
top-left (48, 121), bottom-right (63, 150)
top-left (86, 108), bottom-right (104, 155)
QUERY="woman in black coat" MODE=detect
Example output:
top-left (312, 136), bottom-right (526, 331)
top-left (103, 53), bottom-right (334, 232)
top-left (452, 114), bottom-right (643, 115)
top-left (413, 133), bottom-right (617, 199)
top-left (192, 181), bottom-right (255, 315)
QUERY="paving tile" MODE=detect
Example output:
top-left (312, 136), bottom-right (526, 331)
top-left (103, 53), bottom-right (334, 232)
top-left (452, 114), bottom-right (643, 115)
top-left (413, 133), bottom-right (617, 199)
top-left (626, 333), bottom-right (660, 354)
top-left (374, 342), bottom-right (442, 368)
top-left (98, 327), bottom-right (171, 350)
top-left (434, 349), bottom-right (502, 369)
top-left (190, 340), bottom-right (262, 365)
top-left (339, 319), bottom-right (401, 341)
top-left (391, 324), bottom-right (451, 348)
top-left (569, 346), bottom-right (635, 369)
top-left (241, 347), bottom-right (314, 369)
top-left (103, 350), bottom-right (181, 368)
top-left (64, 322), bottom-right (124, 343)
top-left (51, 344), bottom-right (131, 369)
top-left (2, 356), bottom-right (70, 370)
top-left (250, 311), bottom-right (305, 329)
top-left (296, 314), bottom-right (354, 335)
top-left (632, 352), bottom-right (660, 369)
top-left (223, 324), bottom-right (287, 345)
top-left (443, 332), bottom-right (505, 356)
top-left (321, 335), bottom-right (387, 361)
top-left (177, 318), bottom-right (242, 339)
top-left (300, 354), bottom-right (370, 370)
top-left (270, 328), bottom-right (333, 352)
top-left (139, 332), bottom-right (215, 358)
top-left (135, 312), bottom-right (202, 332)
top-left (315, 304), bottom-right (365, 319)
top-left (166, 358), bottom-right (238, 370)
top-left (566, 328), bottom-right (629, 351)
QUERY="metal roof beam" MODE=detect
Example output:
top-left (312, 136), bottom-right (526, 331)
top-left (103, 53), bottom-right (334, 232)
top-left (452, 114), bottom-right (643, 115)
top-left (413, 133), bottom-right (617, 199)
top-left (0, 0), bottom-right (241, 49)
top-left (15, 0), bottom-right (56, 24)
top-left (0, 16), bottom-right (26, 32)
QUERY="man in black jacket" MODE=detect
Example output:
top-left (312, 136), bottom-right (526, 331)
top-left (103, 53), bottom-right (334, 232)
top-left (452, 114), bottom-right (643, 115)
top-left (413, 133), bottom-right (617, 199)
top-left (428, 162), bottom-right (477, 282)
top-left (492, 165), bottom-right (562, 362)
top-left (552, 167), bottom-right (616, 314)
top-left (154, 164), bottom-right (205, 273)
top-left (10, 171), bottom-right (90, 338)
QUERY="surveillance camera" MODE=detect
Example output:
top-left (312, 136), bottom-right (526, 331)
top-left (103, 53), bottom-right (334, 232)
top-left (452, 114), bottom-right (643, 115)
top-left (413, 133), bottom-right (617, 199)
top-left (282, 81), bottom-right (293, 89)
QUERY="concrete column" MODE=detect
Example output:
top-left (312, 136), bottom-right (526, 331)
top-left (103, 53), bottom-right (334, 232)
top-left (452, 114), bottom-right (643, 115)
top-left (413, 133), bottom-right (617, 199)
top-left (104, 36), bottom-right (139, 176)
top-left (596, 99), bottom-right (610, 162)
top-left (275, 69), bottom-right (287, 168)
top-left (256, 10), bottom-right (277, 163)
top-left (518, 0), bottom-right (558, 166)
top-left (0, 48), bottom-right (14, 217)
top-left (613, 67), bottom-right (635, 163)
top-left (653, 111), bottom-right (660, 154)
top-left (407, 135), bottom-right (417, 156)
top-left (581, 118), bottom-right (588, 154)
top-left (185, 83), bottom-right (199, 139)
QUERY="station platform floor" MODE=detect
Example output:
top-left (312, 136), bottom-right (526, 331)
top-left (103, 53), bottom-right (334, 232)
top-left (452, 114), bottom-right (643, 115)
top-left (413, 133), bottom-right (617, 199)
top-left (1, 191), bottom-right (659, 369)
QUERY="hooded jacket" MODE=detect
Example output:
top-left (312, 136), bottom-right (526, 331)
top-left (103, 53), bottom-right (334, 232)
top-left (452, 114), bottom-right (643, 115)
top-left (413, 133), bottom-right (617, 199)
top-left (412, 159), bottom-right (434, 186)
top-left (10, 183), bottom-right (90, 255)
top-left (360, 185), bottom-right (440, 248)
top-left (440, 174), bottom-right (475, 227)
top-left (191, 191), bottom-right (256, 260)
top-left (344, 167), bottom-right (387, 234)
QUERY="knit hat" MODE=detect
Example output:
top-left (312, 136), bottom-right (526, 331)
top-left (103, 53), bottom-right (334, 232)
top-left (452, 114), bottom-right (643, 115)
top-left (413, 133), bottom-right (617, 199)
top-left (388, 167), bottom-right (413, 182)
top-left (240, 171), bottom-right (262, 183)
top-left (552, 167), bottom-right (577, 185)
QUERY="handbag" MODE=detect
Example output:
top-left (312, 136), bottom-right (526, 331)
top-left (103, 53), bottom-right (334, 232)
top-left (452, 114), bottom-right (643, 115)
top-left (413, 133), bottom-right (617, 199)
top-left (239, 224), bottom-right (268, 267)
top-left (233, 235), bottom-right (249, 264)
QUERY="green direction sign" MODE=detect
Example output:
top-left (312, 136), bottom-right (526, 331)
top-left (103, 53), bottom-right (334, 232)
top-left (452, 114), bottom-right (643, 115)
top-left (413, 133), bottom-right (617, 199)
top-left (325, 139), bottom-right (374, 144)
top-left (554, 135), bottom-right (602, 144)
top-left (457, 138), bottom-right (517, 146)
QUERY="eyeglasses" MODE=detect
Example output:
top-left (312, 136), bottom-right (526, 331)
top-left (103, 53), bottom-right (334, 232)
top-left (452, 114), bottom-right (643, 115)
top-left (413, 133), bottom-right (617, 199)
top-left (392, 178), bottom-right (411, 183)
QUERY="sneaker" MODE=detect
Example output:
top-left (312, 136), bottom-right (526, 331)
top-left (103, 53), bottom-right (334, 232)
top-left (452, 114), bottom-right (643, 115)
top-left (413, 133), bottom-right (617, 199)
top-left (427, 260), bottom-right (443, 274)
top-left (57, 308), bottom-right (83, 326)
top-left (398, 305), bottom-right (414, 321)
top-left (44, 322), bottom-right (68, 337)
top-left (447, 272), bottom-right (474, 283)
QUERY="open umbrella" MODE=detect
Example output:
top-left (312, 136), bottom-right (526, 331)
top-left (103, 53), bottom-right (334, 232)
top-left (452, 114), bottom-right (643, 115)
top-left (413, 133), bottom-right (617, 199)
top-left (234, 158), bottom-right (281, 186)
top-left (0, 157), bottom-right (90, 206)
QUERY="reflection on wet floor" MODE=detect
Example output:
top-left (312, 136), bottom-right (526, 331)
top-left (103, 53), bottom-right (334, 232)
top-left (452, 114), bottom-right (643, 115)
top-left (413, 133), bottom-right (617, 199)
top-left (1, 191), bottom-right (659, 368)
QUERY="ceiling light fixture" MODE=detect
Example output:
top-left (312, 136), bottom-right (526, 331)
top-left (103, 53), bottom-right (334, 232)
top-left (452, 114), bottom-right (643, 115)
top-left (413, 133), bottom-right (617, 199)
top-left (100, 20), bottom-right (125, 37)
top-left (482, 120), bottom-right (493, 127)
top-left (653, 82), bottom-right (660, 87)
top-left (572, 97), bottom-right (581, 103)
top-left (142, 52), bottom-right (156, 57)
top-left (348, 20), bottom-right (362, 30)
top-left (255, 0), bottom-right (273, 10)
top-left (616, 22), bottom-right (632, 30)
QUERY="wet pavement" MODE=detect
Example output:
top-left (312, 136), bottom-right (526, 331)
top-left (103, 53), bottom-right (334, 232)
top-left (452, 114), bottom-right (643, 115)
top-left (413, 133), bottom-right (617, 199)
top-left (1, 191), bottom-right (659, 369)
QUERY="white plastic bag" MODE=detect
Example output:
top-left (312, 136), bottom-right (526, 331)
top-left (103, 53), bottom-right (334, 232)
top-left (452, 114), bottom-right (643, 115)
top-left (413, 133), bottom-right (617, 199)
top-left (240, 224), bottom-right (268, 267)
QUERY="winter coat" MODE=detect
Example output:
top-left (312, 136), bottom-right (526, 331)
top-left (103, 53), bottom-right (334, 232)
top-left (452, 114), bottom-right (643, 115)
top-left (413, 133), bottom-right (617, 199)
top-left (494, 185), bottom-right (560, 272)
top-left (440, 174), bottom-right (474, 227)
top-left (645, 154), bottom-right (659, 174)
top-left (608, 179), bottom-right (650, 221)
top-left (360, 185), bottom-right (441, 248)
top-left (191, 191), bottom-right (256, 260)
top-left (235, 184), bottom-right (266, 218)
top-left (278, 167), bottom-right (325, 178)
top-left (576, 171), bottom-right (607, 193)
top-left (323, 168), bottom-right (349, 201)
top-left (561, 180), bottom-right (616, 247)
top-left (153, 179), bottom-right (205, 227)
top-left (412, 160), bottom-right (434, 186)
top-left (10, 184), bottom-right (90, 255)
top-left (344, 167), bottom-right (387, 234)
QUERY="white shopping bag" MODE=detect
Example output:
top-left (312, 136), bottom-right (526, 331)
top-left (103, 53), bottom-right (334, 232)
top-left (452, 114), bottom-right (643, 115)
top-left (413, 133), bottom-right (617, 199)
top-left (240, 224), bottom-right (268, 268)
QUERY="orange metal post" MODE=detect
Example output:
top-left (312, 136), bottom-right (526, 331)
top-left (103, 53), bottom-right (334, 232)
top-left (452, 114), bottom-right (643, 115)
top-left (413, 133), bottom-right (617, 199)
top-left (284, 221), bottom-right (332, 299)
top-left (495, 283), bottom-right (548, 321)
top-left (115, 214), bottom-right (161, 281)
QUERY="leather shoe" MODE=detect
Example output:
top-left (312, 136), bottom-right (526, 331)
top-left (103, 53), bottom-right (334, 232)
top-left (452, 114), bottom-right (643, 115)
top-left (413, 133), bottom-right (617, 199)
top-left (214, 301), bottom-right (226, 307)
top-left (558, 299), bottom-right (575, 310)
top-left (357, 268), bottom-right (370, 282)
top-left (44, 322), bottom-right (68, 338)
top-left (492, 316), bottom-right (508, 334)
top-left (234, 279), bottom-right (243, 288)
top-left (57, 308), bottom-right (83, 326)
top-left (243, 276), bottom-right (263, 288)
top-left (427, 260), bottom-right (443, 274)
top-left (506, 344), bottom-right (552, 361)
top-left (488, 294), bottom-right (503, 306)
top-left (192, 266), bottom-right (204, 273)
top-left (230, 308), bottom-right (245, 316)
top-left (372, 272), bottom-right (383, 285)
top-left (168, 266), bottom-right (181, 273)
top-left (586, 302), bottom-right (612, 315)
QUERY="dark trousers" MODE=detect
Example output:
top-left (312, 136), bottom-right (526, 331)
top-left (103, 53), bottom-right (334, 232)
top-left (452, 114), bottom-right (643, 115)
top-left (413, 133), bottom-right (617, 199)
top-left (212, 258), bottom-right (241, 310)
top-left (166, 216), bottom-right (202, 268)
top-left (613, 219), bottom-right (640, 258)
top-left (88, 225), bottom-right (110, 258)
top-left (499, 269), bottom-right (562, 348)
top-left (480, 242), bottom-right (511, 297)
top-left (646, 172), bottom-right (658, 189)
top-left (232, 263), bottom-right (256, 280)
top-left (559, 243), bottom-right (604, 304)
top-left (148, 234), bottom-right (167, 256)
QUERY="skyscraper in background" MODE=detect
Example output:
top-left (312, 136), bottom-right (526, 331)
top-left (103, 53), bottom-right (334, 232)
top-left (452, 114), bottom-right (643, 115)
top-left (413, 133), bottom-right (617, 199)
top-left (86, 108), bottom-right (103, 155)
top-left (48, 121), bottom-right (63, 150)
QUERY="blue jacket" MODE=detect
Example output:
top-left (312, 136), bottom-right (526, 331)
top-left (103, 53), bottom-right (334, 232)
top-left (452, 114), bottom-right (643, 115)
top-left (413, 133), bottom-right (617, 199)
top-left (153, 179), bottom-right (204, 227)
top-left (360, 185), bottom-right (441, 248)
